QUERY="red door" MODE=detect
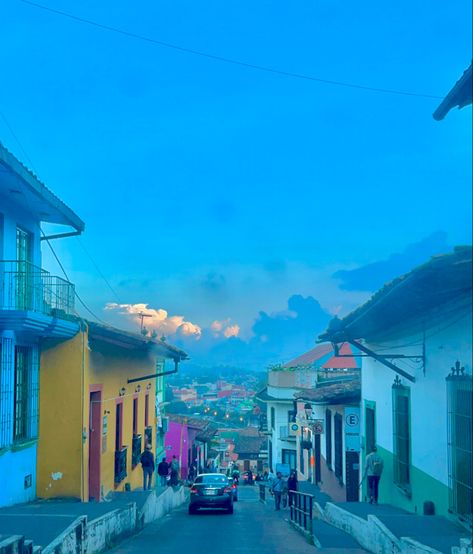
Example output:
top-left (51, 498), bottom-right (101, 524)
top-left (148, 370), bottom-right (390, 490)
top-left (89, 390), bottom-right (102, 501)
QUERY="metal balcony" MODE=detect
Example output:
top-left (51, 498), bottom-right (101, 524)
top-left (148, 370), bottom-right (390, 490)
top-left (114, 447), bottom-right (128, 484)
top-left (0, 260), bottom-right (75, 318)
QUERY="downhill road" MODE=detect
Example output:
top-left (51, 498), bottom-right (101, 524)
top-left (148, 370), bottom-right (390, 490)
top-left (109, 485), bottom-right (317, 554)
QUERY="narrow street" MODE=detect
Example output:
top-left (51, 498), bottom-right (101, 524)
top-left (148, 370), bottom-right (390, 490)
top-left (110, 486), bottom-right (316, 554)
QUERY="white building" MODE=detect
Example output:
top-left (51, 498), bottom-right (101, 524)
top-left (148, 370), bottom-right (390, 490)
top-left (321, 247), bottom-right (472, 526)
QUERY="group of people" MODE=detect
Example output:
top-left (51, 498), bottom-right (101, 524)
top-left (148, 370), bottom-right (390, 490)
top-left (139, 445), bottom-right (181, 490)
top-left (265, 469), bottom-right (299, 511)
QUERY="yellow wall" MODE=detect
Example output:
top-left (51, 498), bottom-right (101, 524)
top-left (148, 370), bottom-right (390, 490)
top-left (38, 327), bottom-right (157, 501)
top-left (38, 332), bottom-right (86, 499)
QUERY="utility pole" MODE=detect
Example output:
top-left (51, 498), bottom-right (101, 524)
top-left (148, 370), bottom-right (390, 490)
top-left (138, 312), bottom-right (152, 333)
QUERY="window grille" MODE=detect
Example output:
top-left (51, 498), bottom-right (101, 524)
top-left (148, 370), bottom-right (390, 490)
top-left (392, 377), bottom-right (411, 490)
top-left (13, 346), bottom-right (39, 443)
top-left (325, 409), bottom-right (332, 468)
top-left (0, 337), bottom-right (14, 448)
top-left (270, 407), bottom-right (275, 430)
top-left (447, 362), bottom-right (472, 524)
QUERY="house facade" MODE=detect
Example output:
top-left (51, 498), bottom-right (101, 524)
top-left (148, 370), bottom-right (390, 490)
top-left (0, 143), bottom-right (84, 507)
top-left (37, 323), bottom-right (186, 501)
top-left (321, 247), bottom-right (472, 526)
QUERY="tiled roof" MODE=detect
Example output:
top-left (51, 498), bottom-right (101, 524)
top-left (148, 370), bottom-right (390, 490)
top-left (283, 343), bottom-right (333, 368)
top-left (321, 342), bottom-right (360, 369)
top-left (233, 435), bottom-right (266, 456)
top-left (320, 247), bottom-right (472, 343)
top-left (284, 342), bottom-right (360, 370)
top-left (295, 379), bottom-right (361, 404)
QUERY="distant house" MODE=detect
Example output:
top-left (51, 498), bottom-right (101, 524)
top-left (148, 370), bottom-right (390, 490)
top-left (320, 247), bottom-right (472, 525)
top-left (233, 434), bottom-right (267, 473)
top-left (256, 343), bottom-right (360, 478)
top-left (0, 143), bottom-right (84, 507)
top-left (38, 323), bottom-right (186, 501)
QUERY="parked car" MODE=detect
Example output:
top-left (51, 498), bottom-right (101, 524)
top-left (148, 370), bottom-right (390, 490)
top-left (189, 473), bottom-right (234, 514)
top-left (227, 477), bottom-right (238, 501)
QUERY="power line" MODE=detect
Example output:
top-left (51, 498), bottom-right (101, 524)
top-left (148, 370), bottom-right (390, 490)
top-left (19, 0), bottom-right (443, 101)
top-left (0, 110), bottom-right (110, 325)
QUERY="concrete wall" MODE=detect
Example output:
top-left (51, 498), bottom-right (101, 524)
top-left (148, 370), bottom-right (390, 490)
top-left (86, 504), bottom-right (136, 554)
top-left (38, 329), bottom-right (158, 501)
top-left (361, 307), bottom-right (472, 518)
top-left (0, 443), bottom-right (37, 507)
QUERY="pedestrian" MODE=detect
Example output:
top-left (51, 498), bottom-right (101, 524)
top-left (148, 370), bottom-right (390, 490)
top-left (140, 444), bottom-right (155, 491)
top-left (157, 457), bottom-right (169, 487)
top-left (287, 470), bottom-right (298, 507)
top-left (271, 471), bottom-right (287, 511)
top-left (170, 455), bottom-right (180, 486)
top-left (188, 459), bottom-right (198, 482)
top-left (362, 446), bottom-right (384, 504)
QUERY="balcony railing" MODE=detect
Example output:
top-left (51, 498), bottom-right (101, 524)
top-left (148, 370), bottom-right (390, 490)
top-left (132, 434), bottom-right (142, 467)
top-left (0, 260), bottom-right (75, 317)
top-left (115, 446), bottom-right (128, 484)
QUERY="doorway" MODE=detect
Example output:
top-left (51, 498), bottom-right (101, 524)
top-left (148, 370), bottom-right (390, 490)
top-left (88, 390), bottom-right (102, 501)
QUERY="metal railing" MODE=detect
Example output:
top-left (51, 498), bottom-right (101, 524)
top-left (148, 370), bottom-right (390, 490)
top-left (0, 260), bottom-right (75, 317)
top-left (115, 447), bottom-right (128, 484)
top-left (290, 490), bottom-right (314, 536)
top-left (132, 434), bottom-right (142, 467)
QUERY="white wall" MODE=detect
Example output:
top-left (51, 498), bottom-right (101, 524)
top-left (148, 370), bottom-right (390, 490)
top-left (361, 308), bottom-right (472, 487)
top-left (267, 400), bottom-right (296, 470)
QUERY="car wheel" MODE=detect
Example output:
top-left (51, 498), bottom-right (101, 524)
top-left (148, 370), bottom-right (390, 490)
top-left (188, 505), bottom-right (197, 515)
top-left (227, 504), bottom-right (234, 514)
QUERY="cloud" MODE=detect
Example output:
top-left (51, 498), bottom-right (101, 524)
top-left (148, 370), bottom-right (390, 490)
top-left (105, 302), bottom-right (202, 339)
top-left (333, 231), bottom-right (451, 292)
top-left (210, 319), bottom-right (240, 338)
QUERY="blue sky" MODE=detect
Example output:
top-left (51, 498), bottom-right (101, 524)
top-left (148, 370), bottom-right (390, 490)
top-left (1, 0), bottom-right (471, 366)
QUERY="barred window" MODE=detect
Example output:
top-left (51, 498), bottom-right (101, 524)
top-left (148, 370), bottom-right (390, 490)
top-left (447, 364), bottom-right (472, 524)
top-left (392, 381), bottom-right (410, 490)
top-left (13, 346), bottom-right (39, 444)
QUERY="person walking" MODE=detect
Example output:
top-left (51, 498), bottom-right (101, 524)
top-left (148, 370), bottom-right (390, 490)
top-left (363, 446), bottom-right (384, 504)
top-left (140, 444), bottom-right (155, 491)
top-left (170, 455), bottom-right (180, 486)
top-left (157, 457), bottom-right (169, 487)
top-left (271, 471), bottom-right (287, 511)
top-left (287, 471), bottom-right (298, 507)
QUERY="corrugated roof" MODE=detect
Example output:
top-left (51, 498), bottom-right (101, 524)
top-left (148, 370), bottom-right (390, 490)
top-left (0, 141), bottom-right (84, 232)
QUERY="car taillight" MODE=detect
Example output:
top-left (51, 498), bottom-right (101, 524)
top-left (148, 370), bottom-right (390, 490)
top-left (224, 487), bottom-right (232, 493)
top-left (190, 487), bottom-right (198, 494)
top-left (232, 484), bottom-right (236, 489)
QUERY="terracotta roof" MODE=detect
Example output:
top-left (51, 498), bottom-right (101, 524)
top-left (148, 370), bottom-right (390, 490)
top-left (321, 342), bottom-right (360, 369)
top-left (283, 343), bottom-right (333, 368)
top-left (295, 379), bottom-right (360, 404)
top-left (233, 435), bottom-right (266, 456)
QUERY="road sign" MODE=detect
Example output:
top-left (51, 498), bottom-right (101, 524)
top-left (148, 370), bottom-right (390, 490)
top-left (289, 422), bottom-right (301, 436)
top-left (344, 407), bottom-right (360, 452)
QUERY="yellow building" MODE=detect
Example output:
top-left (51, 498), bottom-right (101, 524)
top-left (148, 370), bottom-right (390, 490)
top-left (37, 322), bottom-right (186, 501)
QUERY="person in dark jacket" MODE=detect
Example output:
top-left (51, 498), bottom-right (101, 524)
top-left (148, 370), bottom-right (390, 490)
top-left (287, 471), bottom-right (298, 507)
top-left (157, 457), bottom-right (169, 487)
top-left (140, 444), bottom-right (155, 490)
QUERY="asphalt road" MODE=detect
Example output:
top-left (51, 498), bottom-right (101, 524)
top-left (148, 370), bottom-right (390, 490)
top-left (110, 485), bottom-right (316, 554)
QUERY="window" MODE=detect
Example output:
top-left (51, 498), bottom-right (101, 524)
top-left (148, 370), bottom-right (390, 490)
top-left (325, 409), bottom-right (332, 468)
top-left (365, 404), bottom-right (376, 455)
top-left (132, 397), bottom-right (138, 436)
top-left (392, 381), bottom-right (411, 490)
top-left (144, 393), bottom-right (149, 428)
top-left (334, 413), bottom-right (343, 479)
top-left (270, 406), bottom-right (275, 430)
top-left (15, 227), bottom-right (33, 311)
top-left (282, 448), bottom-right (296, 470)
top-left (115, 402), bottom-right (123, 451)
top-left (447, 367), bottom-right (472, 524)
top-left (13, 346), bottom-right (38, 443)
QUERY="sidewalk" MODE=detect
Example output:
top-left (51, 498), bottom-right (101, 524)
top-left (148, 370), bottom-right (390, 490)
top-left (0, 488), bottom-right (161, 549)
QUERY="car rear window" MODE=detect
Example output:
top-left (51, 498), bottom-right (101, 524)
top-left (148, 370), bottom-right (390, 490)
top-left (195, 475), bottom-right (228, 485)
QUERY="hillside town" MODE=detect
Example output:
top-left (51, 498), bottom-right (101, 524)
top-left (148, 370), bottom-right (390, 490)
top-left (0, 4), bottom-right (472, 554)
